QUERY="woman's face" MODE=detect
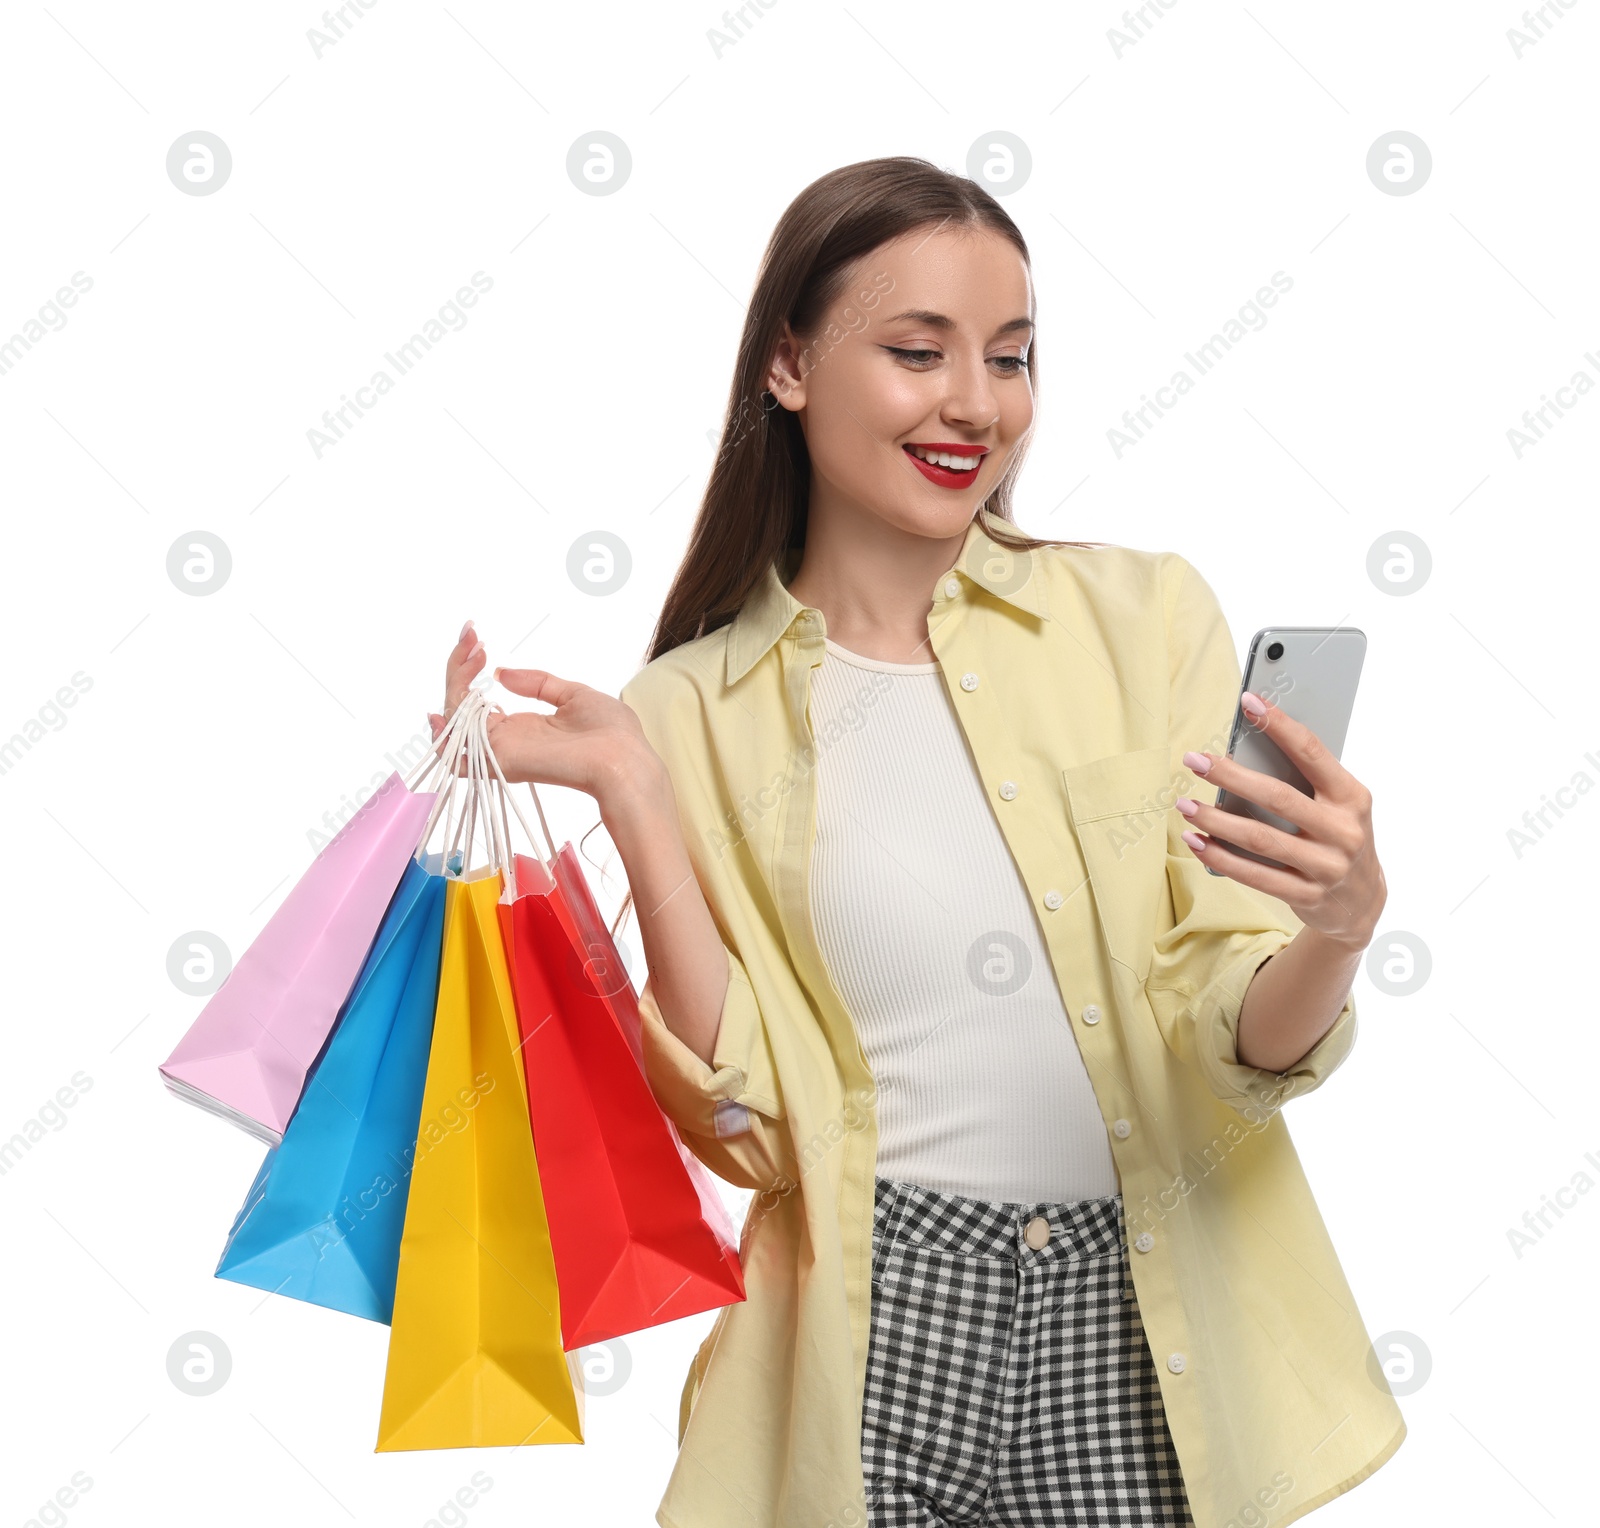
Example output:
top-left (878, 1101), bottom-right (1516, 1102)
top-left (768, 224), bottom-right (1035, 540)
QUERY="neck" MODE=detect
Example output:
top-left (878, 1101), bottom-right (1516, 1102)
top-left (786, 501), bottom-right (971, 666)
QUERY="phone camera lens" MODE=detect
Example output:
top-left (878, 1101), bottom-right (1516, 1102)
top-left (1266, 641), bottom-right (1284, 661)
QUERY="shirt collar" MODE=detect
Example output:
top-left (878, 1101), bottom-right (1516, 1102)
top-left (724, 506), bottom-right (1051, 687)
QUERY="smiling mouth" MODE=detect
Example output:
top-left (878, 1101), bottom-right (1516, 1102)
top-left (903, 442), bottom-right (988, 488)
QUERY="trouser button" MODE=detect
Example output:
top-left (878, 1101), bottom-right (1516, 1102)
top-left (1024, 1215), bottom-right (1051, 1250)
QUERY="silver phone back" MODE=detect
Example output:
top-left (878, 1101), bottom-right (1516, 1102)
top-left (1209, 626), bottom-right (1367, 872)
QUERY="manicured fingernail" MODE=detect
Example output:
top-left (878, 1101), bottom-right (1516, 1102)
top-left (1182, 751), bottom-right (1212, 774)
top-left (460, 619), bottom-right (475, 640)
top-left (468, 641), bottom-right (484, 661)
top-left (1181, 830), bottom-right (1207, 853)
top-left (1240, 690), bottom-right (1266, 717)
top-left (1175, 796), bottom-right (1198, 817)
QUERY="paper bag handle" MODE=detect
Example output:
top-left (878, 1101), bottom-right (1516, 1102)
top-left (466, 699), bottom-right (556, 882)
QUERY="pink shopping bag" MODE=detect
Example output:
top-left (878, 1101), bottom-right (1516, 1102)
top-left (159, 772), bottom-right (436, 1146)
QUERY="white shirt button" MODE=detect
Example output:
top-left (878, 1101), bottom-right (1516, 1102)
top-left (998, 780), bottom-right (1018, 801)
top-left (1043, 889), bottom-right (1063, 910)
top-left (1024, 1215), bottom-right (1051, 1249)
top-left (1167, 1353), bottom-right (1187, 1374)
top-left (1112, 1118), bottom-right (1132, 1138)
top-left (944, 578), bottom-right (961, 598)
top-left (1134, 1232), bottom-right (1155, 1253)
top-left (960, 672), bottom-right (979, 691)
top-left (1081, 1004), bottom-right (1101, 1024)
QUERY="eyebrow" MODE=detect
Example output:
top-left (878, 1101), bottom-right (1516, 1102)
top-left (882, 309), bottom-right (1034, 337)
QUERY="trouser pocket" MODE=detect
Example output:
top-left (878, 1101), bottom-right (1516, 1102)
top-left (870, 1178), bottom-right (907, 1296)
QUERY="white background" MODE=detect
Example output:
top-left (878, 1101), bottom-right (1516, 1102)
top-left (2, 2), bottom-right (1595, 1524)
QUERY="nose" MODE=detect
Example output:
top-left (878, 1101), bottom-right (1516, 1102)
top-left (940, 349), bottom-right (1001, 433)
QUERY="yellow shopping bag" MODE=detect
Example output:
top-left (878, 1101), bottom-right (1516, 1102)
top-left (376, 871), bottom-right (584, 1451)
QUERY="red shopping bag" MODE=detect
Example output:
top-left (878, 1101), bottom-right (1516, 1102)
top-left (497, 846), bottom-right (745, 1350)
top-left (472, 721), bottom-right (744, 1350)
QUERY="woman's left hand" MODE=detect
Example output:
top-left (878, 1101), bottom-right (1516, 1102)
top-left (1176, 691), bottom-right (1386, 950)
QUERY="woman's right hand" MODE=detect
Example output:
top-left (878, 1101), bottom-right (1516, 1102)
top-left (483, 666), bottom-right (661, 806)
top-left (426, 619), bottom-right (663, 809)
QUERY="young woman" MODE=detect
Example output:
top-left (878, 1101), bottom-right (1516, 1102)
top-left (431, 159), bottom-right (1405, 1528)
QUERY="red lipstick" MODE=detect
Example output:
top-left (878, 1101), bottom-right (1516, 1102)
top-left (903, 442), bottom-right (989, 490)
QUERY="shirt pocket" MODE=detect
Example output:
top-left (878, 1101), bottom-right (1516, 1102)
top-left (1062, 745), bottom-right (1172, 982)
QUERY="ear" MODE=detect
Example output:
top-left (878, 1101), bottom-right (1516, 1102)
top-left (766, 320), bottom-right (808, 412)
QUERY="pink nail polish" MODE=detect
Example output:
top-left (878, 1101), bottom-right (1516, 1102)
top-left (1181, 830), bottom-right (1207, 853)
top-left (1175, 796), bottom-right (1198, 817)
top-left (1182, 751), bottom-right (1212, 775)
top-left (468, 641), bottom-right (484, 661)
top-left (460, 619), bottom-right (475, 641)
top-left (1240, 691), bottom-right (1266, 717)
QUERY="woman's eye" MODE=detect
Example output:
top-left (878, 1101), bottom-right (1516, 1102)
top-left (882, 346), bottom-right (1030, 374)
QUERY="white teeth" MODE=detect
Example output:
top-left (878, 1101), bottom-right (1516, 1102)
top-left (910, 445), bottom-right (981, 470)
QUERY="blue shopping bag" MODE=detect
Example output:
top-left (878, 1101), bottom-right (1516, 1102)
top-left (215, 853), bottom-right (448, 1322)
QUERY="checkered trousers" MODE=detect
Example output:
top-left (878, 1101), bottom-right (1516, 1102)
top-left (862, 1175), bottom-right (1195, 1527)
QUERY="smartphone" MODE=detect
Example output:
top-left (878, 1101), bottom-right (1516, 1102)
top-left (1204, 626), bottom-right (1367, 876)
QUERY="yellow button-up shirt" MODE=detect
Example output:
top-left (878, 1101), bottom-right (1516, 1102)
top-left (619, 507), bottom-right (1405, 1528)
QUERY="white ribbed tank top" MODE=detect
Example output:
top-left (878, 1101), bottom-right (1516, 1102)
top-left (806, 636), bottom-right (1119, 1205)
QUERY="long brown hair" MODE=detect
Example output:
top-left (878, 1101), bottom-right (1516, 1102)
top-left (642, 155), bottom-right (1100, 666)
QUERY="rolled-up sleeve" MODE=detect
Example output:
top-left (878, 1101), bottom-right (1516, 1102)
top-left (1143, 554), bottom-right (1359, 1121)
top-left (1150, 920), bottom-right (1358, 1120)
top-left (637, 941), bottom-right (787, 1191)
